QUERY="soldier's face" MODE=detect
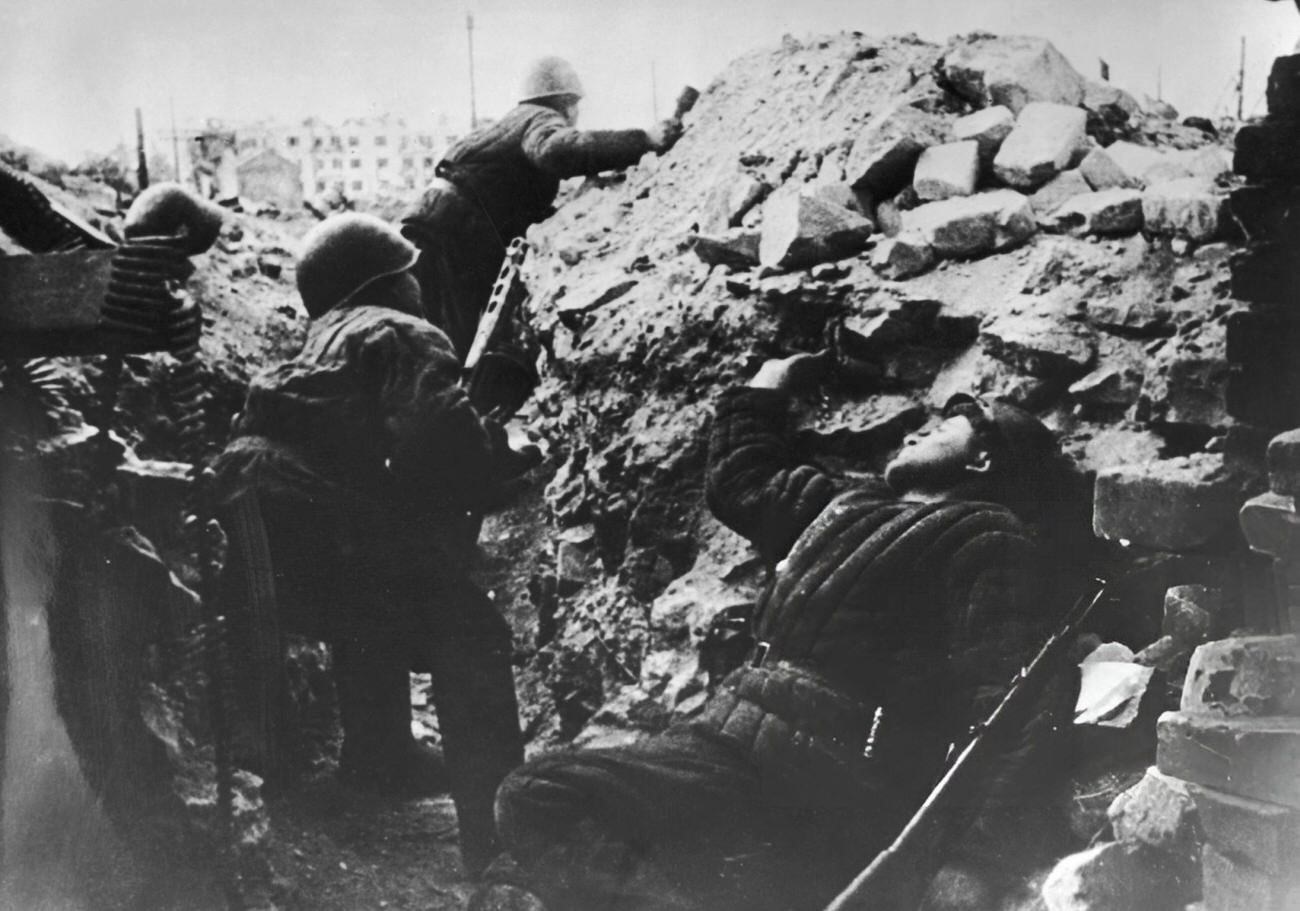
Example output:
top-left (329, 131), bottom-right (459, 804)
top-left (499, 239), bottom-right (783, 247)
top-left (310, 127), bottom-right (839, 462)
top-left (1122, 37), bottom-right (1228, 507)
top-left (883, 415), bottom-right (983, 493)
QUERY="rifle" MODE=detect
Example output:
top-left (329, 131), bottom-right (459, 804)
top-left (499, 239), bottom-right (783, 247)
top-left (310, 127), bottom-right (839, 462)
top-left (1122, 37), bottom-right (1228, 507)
top-left (464, 236), bottom-right (533, 415)
top-left (822, 579), bottom-right (1108, 911)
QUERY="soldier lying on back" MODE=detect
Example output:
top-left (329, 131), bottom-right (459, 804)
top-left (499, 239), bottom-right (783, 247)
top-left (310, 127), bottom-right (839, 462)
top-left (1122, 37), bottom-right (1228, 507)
top-left (473, 351), bottom-right (1083, 911)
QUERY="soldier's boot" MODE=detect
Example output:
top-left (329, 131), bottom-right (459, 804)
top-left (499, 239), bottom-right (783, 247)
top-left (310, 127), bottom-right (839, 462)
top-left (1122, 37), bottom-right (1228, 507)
top-left (335, 638), bottom-right (447, 795)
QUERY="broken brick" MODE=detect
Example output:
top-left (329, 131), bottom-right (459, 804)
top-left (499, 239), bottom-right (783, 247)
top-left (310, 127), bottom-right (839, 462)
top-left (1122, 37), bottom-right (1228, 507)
top-left (846, 104), bottom-right (949, 198)
top-left (1107, 766), bottom-right (1202, 855)
top-left (1157, 710), bottom-right (1300, 809)
top-left (757, 189), bottom-right (873, 270)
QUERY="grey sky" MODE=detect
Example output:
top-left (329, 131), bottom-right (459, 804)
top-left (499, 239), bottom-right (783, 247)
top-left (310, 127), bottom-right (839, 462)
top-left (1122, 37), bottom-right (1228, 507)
top-left (2, 0), bottom-right (1296, 163)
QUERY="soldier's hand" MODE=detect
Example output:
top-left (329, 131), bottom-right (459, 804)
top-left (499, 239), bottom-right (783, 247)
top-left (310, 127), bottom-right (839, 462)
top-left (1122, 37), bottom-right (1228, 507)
top-left (748, 351), bottom-right (831, 392)
top-left (647, 118), bottom-right (684, 153)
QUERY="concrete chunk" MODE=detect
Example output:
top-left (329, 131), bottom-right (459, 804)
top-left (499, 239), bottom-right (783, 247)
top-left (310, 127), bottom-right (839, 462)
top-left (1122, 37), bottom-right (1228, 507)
top-left (1093, 454), bottom-right (1255, 552)
top-left (1041, 841), bottom-right (1199, 911)
top-left (758, 189), bottom-right (873, 270)
top-left (1046, 188), bottom-right (1144, 236)
top-left (691, 228), bottom-right (761, 268)
top-left (993, 102), bottom-right (1089, 190)
top-left (952, 105), bottom-right (1014, 164)
top-left (981, 313), bottom-right (1095, 380)
top-left (940, 34), bottom-right (1086, 114)
top-left (1107, 766), bottom-right (1201, 854)
top-left (1180, 635), bottom-right (1300, 719)
top-left (870, 232), bottom-right (935, 279)
top-left (1030, 169), bottom-right (1091, 216)
top-left (846, 104), bottom-right (949, 197)
top-left (913, 141), bottom-right (980, 201)
top-left (1079, 147), bottom-right (1139, 190)
top-left (1157, 710), bottom-right (1300, 808)
top-left (1104, 141), bottom-right (1167, 188)
top-left (1143, 179), bottom-right (1229, 242)
top-left (1190, 785), bottom-right (1300, 878)
top-left (902, 189), bottom-right (1036, 258)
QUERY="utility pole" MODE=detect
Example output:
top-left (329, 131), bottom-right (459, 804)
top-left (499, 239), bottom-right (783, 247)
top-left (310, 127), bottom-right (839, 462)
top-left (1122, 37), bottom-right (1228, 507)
top-left (135, 107), bottom-right (149, 190)
top-left (1238, 36), bottom-right (1247, 121)
top-left (651, 60), bottom-right (659, 121)
top-left (466, 13), bottom-right (478, 129)
top-left (1157, 65), bottom-right (1163, 102)
top-left (170, 97), bottom-right (181, 183)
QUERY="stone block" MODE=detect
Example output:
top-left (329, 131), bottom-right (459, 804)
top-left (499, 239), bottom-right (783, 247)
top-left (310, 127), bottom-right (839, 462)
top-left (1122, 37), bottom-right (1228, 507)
top-left (1266, 54), bottom-right (1300, 118)
top-left (1030, 169), bottom-right (1092, 216)
top-left (1041, 841), bottom-right (1200, 911)
top-left (1163, 585), bottom-right (1221, 646)
top-left (1180, 635), bottom-right (1300, 718)
top-left (758, 189), bottom-right (873, 270)
top-left (981, 312), bottom-right (1095, 380)
top-left (1267, 429), bottom-right (1300, 497)
top-left (952, 105), bottom-right (1015, 164)
top-left (1202, 843), bottom-right (1300, 911)
top-left (1190, 785), bottom-right (1300, 878)
top-left (1143, 180), bottom-right (1229, 242)
top-left (1047, 188), bottom-right (1145, 236)
top-left (913, 141), bottom-right (980, 201)
top-left (1157, 711), bottom-right (1300, 808)
top-left (1144, 353), bottom-right (1232, 430)
top-left (1104, 140), bottom-right (1168, 188)
top-left (1107, 766), bottom-right (1202, 854)
top-left (691, 228), bottom-right (761, 268)
top-left (940, 34), bottom-right (1086, 114)
top-left (993, 102), bottom-right (1089, 190)
top-left (903, 189), bottom-right (1036, 258)
top-left (1080, 147), bottom-right (1140, 191)
top-left (846, 104), bottom-right (949, 197)
top-left (870, 232), bottom-right (935, 279)
top-left (1092, 454), bottom-right (1255, 551)
top-left (1235, 118), bottom-right (1300, 182)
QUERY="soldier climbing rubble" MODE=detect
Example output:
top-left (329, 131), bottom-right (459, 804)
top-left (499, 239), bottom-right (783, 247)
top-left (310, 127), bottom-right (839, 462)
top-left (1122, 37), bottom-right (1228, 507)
top-left (472, 350), bottom-right (1092, 911)
top-left (400, 55), bottom-right (686, 362)
top-left (211, 213), bottom-right (533, 874)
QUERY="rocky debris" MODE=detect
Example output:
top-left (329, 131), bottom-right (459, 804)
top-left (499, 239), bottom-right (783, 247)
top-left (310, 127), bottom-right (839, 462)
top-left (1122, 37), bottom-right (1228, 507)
top-left (1266, 428), bottom-right (1300, 496)
top-left (691, 228), bottom-right (761, 268)
top-left (1163, 585), bottom-right (1221, 648)
top-left (993, 102), bottom-right (1089, 190)
top-left (1179, 635), bottom-right (1300, 719)
top-left (1084, 80), bottom-right (1142, 119)
top-left (1069, 366), bottom-right (1143, 409)
top-left (939, 33), bottom-right (1086, 114)
top-left (846, 103), bottom-right (949, 198)
top-left (980, 312), bottom-right (1094, 381)
top-left (912, 140), bottom-right (979, 201)
top-left (758, 188), bottom-right (873, 270)
top-left (696, 171), bottom-right (768, 234)
top-left (1103, 140), bottom-right (1169, 188)
top-left (903, 188), bottom-right (1036, 258)
top-left (1093, 454), bottom-right (1258, 551)
top-left (869, 232), bottom-right (935, 279)
top-left (1142, 179), bottom-right (1230, 242)
top-left (1107, 767), bottom-right (1202, 855)
top-left (951, 105), bottom-right (1014, 165)
top-left (1079, 147), bottom-right (1140, 191)
top-left (1157, 711), bottom-right (1300, 808)
top-left (1040, 841), bottom-right (1198, 911)
top-left (1046, 189), bottom-right (1145, 236)
top-left (1030, 169), bottom-right (1092, 216)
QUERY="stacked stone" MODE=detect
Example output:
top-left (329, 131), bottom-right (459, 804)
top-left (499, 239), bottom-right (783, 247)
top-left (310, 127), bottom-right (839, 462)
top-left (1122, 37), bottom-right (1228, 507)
top-left (1228, 55), bottom-right (1300, 428)
top-left (1156, 634), bottom-right (1300, 911)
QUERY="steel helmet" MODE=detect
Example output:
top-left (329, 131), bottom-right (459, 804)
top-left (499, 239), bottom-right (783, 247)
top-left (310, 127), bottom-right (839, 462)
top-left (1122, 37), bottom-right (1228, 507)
top-left (296, 213), bottom-right (419, 317)
top-left (520, 56), bottom-right (584, 103)
top-left (124, 182), bottom-right (225, 254)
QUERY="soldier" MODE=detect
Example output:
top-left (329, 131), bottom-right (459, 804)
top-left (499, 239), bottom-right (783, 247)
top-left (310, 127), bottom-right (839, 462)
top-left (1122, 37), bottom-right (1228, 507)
top-left (401, 56), bottom-right (683, 361)
top-left (212, 213), bottom-right (525, 872)
top-left (474, 352), bottom-right (1082, 911)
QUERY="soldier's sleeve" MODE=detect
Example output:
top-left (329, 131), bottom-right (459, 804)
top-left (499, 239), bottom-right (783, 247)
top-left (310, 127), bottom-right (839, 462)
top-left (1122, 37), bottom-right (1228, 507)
top-left (353, 315), bottom-right (499, 513)
top-left (943, 517), bottom-right (1077, 883)
top-left (705, 386), bottom-right (845, 564)
top-left (521, 108), bottom-right (653, 177)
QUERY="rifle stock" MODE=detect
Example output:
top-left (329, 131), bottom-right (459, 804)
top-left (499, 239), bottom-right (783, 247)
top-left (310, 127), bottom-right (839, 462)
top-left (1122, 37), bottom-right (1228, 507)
top-left (822, 580), bottom-right (1108, 911)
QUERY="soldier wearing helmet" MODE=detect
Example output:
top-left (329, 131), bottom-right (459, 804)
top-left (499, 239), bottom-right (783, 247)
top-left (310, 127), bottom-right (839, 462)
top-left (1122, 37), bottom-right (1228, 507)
top-left (401, 55), bottom-right (684, 361)
top-left (213, 213), bottom-right (524, 873)
top-left (473, 353), bottom-right (1084, 911)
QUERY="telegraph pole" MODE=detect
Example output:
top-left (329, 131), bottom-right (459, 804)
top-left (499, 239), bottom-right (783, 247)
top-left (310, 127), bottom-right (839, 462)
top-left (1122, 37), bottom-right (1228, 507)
top-left (170, 97), bottom-right (181, 183)
top-left (466, 13), bottom-right (478, 129)
top-left (651, 60), bottom-right (659, 121)
top-left (1238, 36), bottom-right (1247, 120)
top-left (135, 107), bottom-right (149, 190)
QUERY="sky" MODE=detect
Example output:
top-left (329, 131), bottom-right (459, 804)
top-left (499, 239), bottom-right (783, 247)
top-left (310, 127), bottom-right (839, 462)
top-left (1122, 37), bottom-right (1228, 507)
top-left (2, 0), bottom-right (1298, 164)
